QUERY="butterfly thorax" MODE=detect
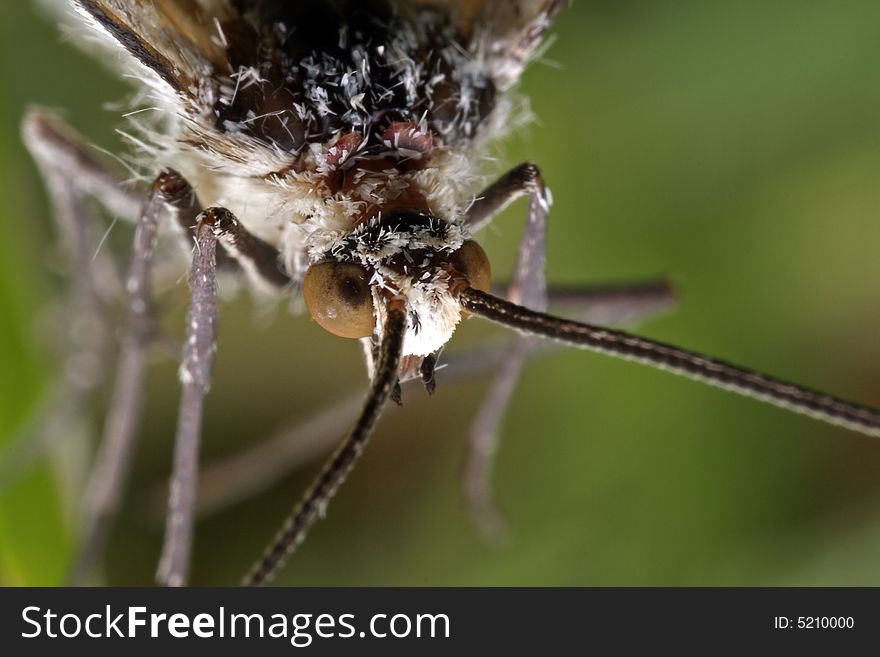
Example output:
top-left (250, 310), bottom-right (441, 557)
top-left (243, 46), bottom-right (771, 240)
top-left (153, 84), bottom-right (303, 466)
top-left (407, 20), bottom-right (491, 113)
top-left (214, 2), bottom-right (497, 151)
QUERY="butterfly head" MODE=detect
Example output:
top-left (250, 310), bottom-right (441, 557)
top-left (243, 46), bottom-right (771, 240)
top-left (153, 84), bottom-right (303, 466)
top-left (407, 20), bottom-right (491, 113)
top-left (303, 208), bottom-right (490, 356)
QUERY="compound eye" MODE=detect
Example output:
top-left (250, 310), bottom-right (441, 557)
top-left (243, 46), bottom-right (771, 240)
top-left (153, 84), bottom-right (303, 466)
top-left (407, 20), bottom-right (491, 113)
top-left (303, 261), bottom-right (375, 338)
top-left (451, 240), bottom-right (491, 293)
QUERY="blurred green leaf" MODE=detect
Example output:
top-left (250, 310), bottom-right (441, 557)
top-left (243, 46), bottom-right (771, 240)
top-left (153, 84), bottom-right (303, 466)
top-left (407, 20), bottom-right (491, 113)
top-left (1, 0), bottom-right (878, 586)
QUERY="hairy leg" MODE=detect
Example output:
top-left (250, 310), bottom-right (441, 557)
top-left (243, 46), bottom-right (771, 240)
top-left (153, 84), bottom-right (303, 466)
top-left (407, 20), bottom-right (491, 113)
top-left (463, 163), bottom-right (550, 540)
top-left (4, 111), bottom-right (147, 497)
top-left (72, 171), bottom-right (195, 584)
top-left (155, 203), bottom-right (285, 585)
top-left (156, 208), bottom-right (222, 587)
top-left (464, 166), bottom-right (681, 540)
top-left (3, 111), bottom-right (137, 515)
top-left (20, 111), bottom-right (288, 584)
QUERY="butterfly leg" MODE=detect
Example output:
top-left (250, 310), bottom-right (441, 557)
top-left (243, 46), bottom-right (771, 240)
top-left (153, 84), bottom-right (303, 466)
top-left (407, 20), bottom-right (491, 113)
top-left (2, 113), bottom-right (130, 497)
top-left (463, 163), bottom-right (550, 541)
top-left (14, 109), bottom-right (164, 488)
top-left (463, 167), bottom-right (679, 542)
top-left (71, 171), bottom-right (199, 584)
top-left (24, 111), bottom-right (290, 583)
top-left (19, 109), bottom-right (135, 404)
top-left (156, 207), bottom-right (222, 586)
top-left (156, 202), bottom-right (291, 585)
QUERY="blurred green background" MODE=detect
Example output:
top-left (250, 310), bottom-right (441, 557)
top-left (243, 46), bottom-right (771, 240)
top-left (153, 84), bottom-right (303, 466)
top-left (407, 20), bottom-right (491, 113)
top-left (1, 0), bottom-right (880, 586)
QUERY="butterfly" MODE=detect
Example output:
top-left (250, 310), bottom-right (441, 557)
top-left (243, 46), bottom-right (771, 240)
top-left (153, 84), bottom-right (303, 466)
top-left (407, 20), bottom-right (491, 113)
top-left (18, 0), bottom-right (879, 586)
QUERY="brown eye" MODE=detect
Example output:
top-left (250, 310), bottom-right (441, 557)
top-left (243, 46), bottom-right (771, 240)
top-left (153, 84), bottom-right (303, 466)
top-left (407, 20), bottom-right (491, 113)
top-left (451, 240), bottom-right (491, 293)
top-left (303, 261), bottom-right (375, 338)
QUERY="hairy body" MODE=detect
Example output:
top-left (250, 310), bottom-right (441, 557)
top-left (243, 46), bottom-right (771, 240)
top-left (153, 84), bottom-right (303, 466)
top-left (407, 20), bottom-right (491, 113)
top-left (71, 0), bottom-right (559, 355)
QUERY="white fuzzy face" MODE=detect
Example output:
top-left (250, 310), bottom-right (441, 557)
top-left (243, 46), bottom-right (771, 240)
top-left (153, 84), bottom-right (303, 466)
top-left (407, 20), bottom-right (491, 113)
top-left (308, 210), bottom-right (471, 357)
top-left (373, 266), bottom-right (464, 357)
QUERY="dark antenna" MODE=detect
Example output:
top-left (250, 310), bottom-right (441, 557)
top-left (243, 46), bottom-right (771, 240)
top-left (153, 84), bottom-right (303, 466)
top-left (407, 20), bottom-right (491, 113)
top-left (243, 304), bottom-right (408, 586)
top-left (459, 287), bottom-right (880, 439)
